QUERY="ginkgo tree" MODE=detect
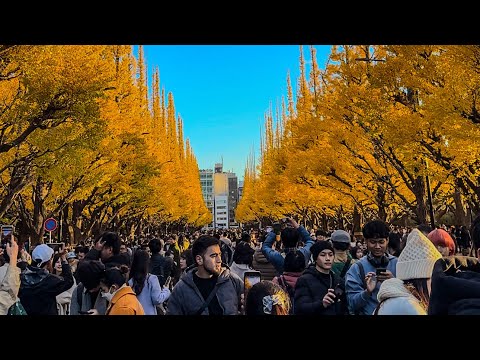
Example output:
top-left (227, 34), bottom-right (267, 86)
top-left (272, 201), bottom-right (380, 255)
top-left (1, 45), bottom-right (210, 245)
top-left (238, 45), bottom-right (480, 229)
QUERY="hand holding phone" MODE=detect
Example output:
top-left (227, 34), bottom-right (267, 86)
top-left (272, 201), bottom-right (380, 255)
top-left (376, 268), bottom-right (387, 276)
top-left (376, 268), bottom-right (391, 282)
top-left (333, 283), bottom-right (344, 299)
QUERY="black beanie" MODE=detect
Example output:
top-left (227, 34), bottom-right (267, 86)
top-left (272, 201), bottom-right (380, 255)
top-left (76, 260), bottom-right (105, 290)
top-left (310, 241), bottom-right (335, 261)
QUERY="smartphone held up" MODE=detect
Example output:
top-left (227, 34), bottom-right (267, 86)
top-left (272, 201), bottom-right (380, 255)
top-left (243, 270), bottom-right (261, 300)
top-left (0, 225), bottom-right (14, 249)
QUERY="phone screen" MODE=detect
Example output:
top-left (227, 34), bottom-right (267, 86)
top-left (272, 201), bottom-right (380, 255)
top-left (244, 271), bottom-right (261, 300)
top-left (376, 268), bottom-right (387, 276)
top-left (1, 225), bottom-right (14, 247)
top-left (1, 225), bottom-right (13, 239)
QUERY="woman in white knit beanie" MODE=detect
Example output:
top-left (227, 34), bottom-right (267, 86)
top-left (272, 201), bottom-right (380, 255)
top-left (374, 229), bottom-right (442, 315)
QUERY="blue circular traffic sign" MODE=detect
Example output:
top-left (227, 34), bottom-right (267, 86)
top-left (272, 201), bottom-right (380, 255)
top-left (44, 218), bottom-right (58, 232)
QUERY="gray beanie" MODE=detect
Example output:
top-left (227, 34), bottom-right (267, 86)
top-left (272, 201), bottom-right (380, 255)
top-left (331, 230), bottom-right (351, 243)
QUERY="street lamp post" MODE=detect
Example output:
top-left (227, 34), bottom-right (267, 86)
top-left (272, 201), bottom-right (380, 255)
top-left (424, 159), bottom-right (435, 229)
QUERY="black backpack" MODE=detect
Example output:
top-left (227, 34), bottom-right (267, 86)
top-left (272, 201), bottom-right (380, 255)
top-left (220, 239), bottom-right (234, 266)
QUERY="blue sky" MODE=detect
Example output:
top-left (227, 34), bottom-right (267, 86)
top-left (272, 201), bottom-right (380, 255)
top-left (140, 45), bottom-right (332, 180)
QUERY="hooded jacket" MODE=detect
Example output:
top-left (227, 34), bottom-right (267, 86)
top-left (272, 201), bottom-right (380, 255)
top-left (166, 265), bottom-right (243, 315)
top-left (19, 261), bottom-right (74, 315)
top-left (106, 285), bottom-right (145, 315)
top-left (428, 256), bottom-right (480, 315)
top-left (252, 247), bottom-right (277, 281)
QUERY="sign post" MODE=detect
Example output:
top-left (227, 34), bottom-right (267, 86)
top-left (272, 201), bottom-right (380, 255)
top-left (44, 218), bottom-right (58, 243)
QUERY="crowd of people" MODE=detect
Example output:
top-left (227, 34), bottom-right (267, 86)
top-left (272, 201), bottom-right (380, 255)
top-left (1, 216), bottom-right (479, 315)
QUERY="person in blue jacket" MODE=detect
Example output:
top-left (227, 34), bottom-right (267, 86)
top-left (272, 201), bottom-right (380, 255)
top-left (261, 217), bottom-right (315, 276)
top-left (345, 220), bottom-right (398, 315)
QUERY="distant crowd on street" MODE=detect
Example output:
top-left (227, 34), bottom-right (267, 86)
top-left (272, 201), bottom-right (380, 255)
top-left (1, 217), bottom-right (479, 315)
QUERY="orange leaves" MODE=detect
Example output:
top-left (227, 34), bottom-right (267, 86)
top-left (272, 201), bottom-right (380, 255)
top-left (0, 45), bottom-right (210, 227)
top-left (240, 45), bottom-right (480, 223)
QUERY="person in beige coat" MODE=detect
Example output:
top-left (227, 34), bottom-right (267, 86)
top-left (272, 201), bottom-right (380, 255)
top-left (0, 236), bottom-right (20, 315)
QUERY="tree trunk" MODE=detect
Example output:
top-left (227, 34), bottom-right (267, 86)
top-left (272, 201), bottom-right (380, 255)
top-left (376, 184), bottom-right (387, 222)
top-left (353, 205), bottom-right (361, 233)
top-left (453, 190), bottom-right (466, 226)
top-left (413, 176), bottom-right (427, 225)
top-left (337, 206), bottom-right (345, 230)
top-left (0, 167), bottom-right (31, 218)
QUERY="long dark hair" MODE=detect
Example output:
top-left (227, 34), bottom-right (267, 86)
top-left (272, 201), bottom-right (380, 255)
top-left (52, 253), bottom-right (63, 275)
top-left (129, 249), bottom-right (150, 295)
top-left (404, 278), bottom-right (430, 311)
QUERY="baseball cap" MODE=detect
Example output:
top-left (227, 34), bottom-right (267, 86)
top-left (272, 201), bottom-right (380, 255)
top-left (32, 244), bottom-right (54, 266)
top-left (330, 230), bottom-right (351, 243)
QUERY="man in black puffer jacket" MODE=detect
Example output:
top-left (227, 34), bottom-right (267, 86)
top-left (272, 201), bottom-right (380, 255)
top-left (294, 241), bottom-right (346, 315)
top-left (428, 256), bottom-right (480, 315)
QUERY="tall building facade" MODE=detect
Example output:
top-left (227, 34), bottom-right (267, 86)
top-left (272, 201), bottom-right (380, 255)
top-left (238, 180), bottom-right (244, 201)
top-left (199, 169), bottom-right (214, 228)
top-left (227, 173), bottom-right (238, 228)
top-left (199, 163), bottom-right (239, 229)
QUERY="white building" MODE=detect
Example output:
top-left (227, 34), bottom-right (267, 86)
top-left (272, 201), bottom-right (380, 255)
top-left (214, 195), bottom-right (229, 229)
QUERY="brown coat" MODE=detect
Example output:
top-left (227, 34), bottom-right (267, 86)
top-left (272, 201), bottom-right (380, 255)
top-left (252, 247), bottom-right (277, 281)
top-left (106, 286), bottom-right (145, 315)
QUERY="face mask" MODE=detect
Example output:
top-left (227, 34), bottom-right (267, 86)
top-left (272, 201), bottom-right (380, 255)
top-left (101, 287), bottom-right (115, 302)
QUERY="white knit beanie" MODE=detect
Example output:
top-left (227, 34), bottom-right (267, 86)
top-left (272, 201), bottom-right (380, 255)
top-left (396, 228), bottom-right (442, 280)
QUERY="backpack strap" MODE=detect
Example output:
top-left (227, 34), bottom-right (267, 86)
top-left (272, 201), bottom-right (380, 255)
top-left (373, 298), bottom-right (387, 315)
top-left (76, 283), bottom-right (84, 310)
top-left (340, 257), bottom-right (352, 280)
top-left (194, 283), bottom-right (221, 315)
top-left (356, 261), bottom-right (366, 288)
top-left (278, 275), bottom-right (287, 291)
top-left (278, 275), bottom-right (295, 314)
